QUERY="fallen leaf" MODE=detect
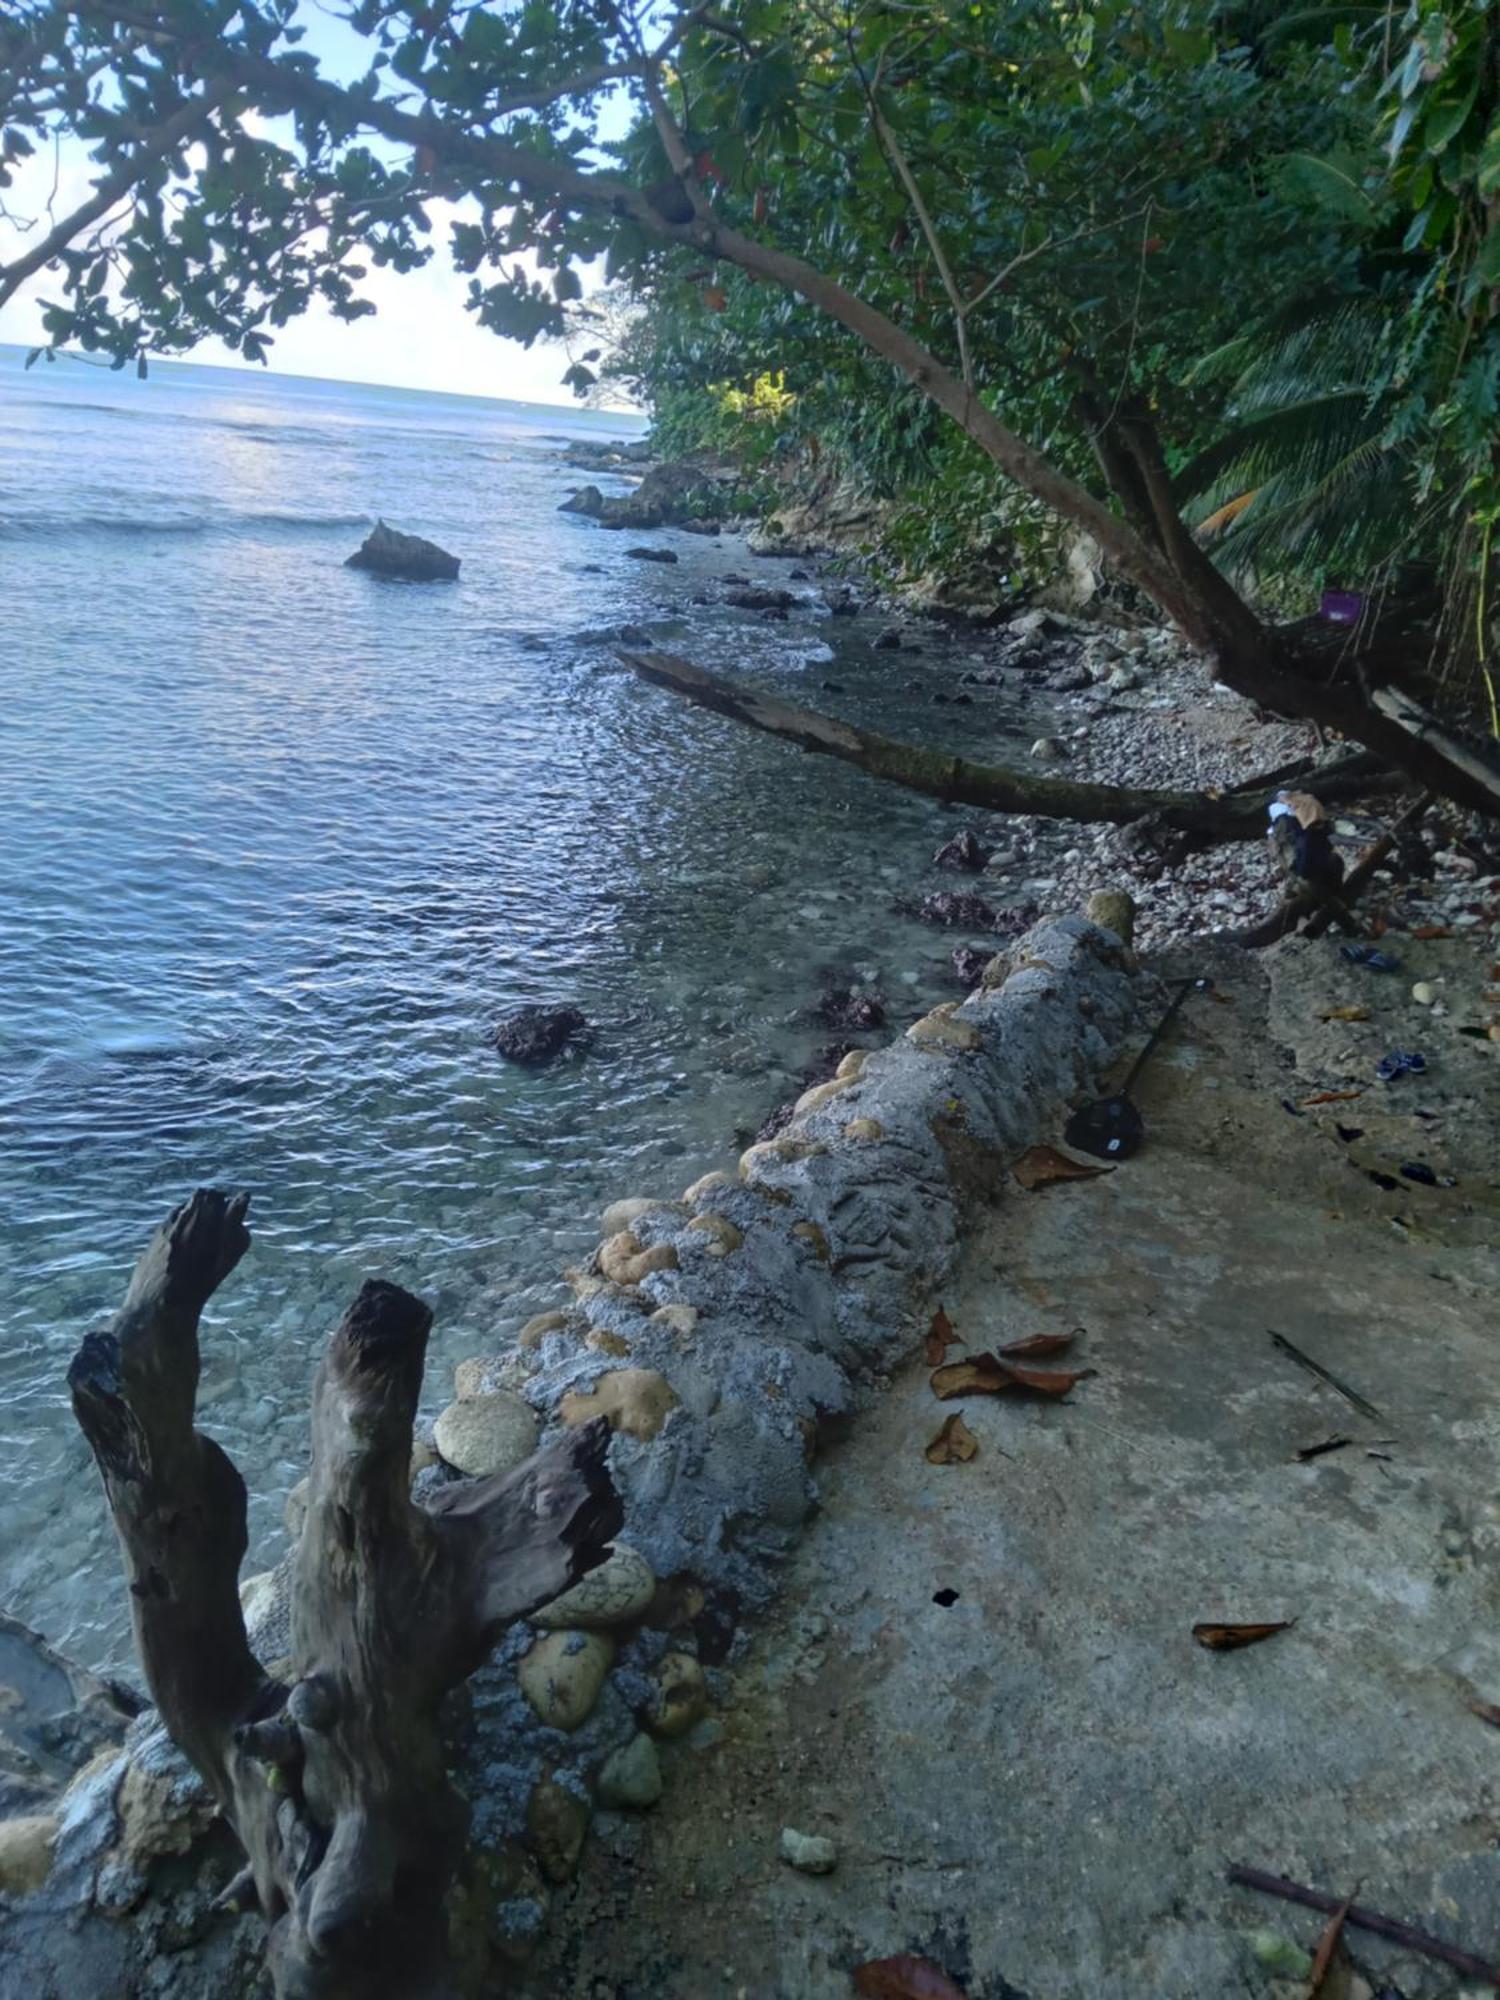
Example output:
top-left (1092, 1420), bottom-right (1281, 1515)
top-left (925, 1413), bottom-right (978, 1465)
top-left (1295, 1437), bottom-right (1350, 1462)
top-left (1013, 1145), bottom-right (1111, 1190)
top-left (1299, 1089), bottom-right (1366, 1107)
top-left (924, 1304), bottom-right (958, 1368)
top-left (1411, 924), bottom-right (1454, 941)
top-left (1318, 1005), bottom-right (1370, 1023)
top-left (930, 1352), bottom-right (1093, 1400)
top-left (852, 1956), bottom-right (968, 2000)
top-left (1469, 1699), bottom-right (1500, 1729)
top-left (998, 1329), bottom-right (1078, 1359)
top-left (1306, 1886), bottom-right (1357, 1997)
top-left (1192, 1620), bottom-right (1294, 1652)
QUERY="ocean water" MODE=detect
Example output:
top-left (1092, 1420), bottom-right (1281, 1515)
top-left (0, 346), bottom-right (1041, 1668)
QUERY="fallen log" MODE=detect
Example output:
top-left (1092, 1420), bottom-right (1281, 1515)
top-left (620, 651), bottom-right (1383, 841)
top-left (69, 1189), bottom-right (621, 2000)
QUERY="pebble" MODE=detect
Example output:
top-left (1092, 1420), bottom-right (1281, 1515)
top-left (1030, 737), bottom-right (1066, 761)
top-left (532, 1544), bottom-right (657, 1630)
top-left (434, 1391), bottom-right (538, 1477)
top-left (645, 1652), bottom-right (708, 1738)
top-left (518, 1629), bottom-right (615, 1730)
top-left (1412, 981), bottom-right (1436, 1006)
top-left (597, 1733), bottom-right (664, 1809)
top-left (779, 1827), bottom-right (838, 1874)
top-left (560, 1367), bottom-right (681, 1441)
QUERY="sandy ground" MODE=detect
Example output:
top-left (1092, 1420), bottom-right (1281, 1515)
top-left (527, 931), bottom-right (1500, 2000)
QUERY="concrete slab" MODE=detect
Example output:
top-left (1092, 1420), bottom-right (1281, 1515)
top-left (528, 940), bottom-right (1500, 2000)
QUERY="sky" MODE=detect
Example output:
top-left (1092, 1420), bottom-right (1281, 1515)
top-left (0, 8), bottom-right (628, 407)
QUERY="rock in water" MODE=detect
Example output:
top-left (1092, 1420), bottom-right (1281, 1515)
top-left (625, 546), bottom-right (679, 563)
top-left (345, 519), bottom-right (460, 581)
top-left (492, 1005), bottom-right (587, 1065)
top-left (933, 828), bottom-right (991, 872)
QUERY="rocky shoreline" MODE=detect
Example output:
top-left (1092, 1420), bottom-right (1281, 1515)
top-left (4, 443), bottom-right (1497, 1996)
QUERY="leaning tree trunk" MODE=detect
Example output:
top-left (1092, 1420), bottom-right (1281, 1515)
top-left (619, 649), bottom-right (1391, 838)
top-left (68, 1189), bottom-right (621, 2000)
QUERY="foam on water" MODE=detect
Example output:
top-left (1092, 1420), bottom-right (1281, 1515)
top-left (0, 346), bottom-right (1039, 1666)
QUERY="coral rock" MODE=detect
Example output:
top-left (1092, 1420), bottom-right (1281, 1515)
top-left (560, 1368), bottom-right (680, 1441)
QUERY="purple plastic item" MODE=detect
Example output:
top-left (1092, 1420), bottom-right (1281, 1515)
top-left (1320, 588), bottom-right (1364, 625)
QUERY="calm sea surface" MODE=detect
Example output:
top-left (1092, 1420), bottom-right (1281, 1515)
top-left (0, 347), bottom-right (1039, 1666)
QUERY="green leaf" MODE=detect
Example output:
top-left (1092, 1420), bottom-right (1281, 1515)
top-left (1478, 116), bottom-right (1500, 198)
top-left (1277, 152), bottom-right (1377, 226)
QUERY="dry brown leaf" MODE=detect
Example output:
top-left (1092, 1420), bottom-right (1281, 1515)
top-left (925, 1413), bottom-right (978, 1465)
top-left (1411, 924), bottom-right (1454, 941)
top-left (998, 1330), bottom-right (1077, 1359)
top-left (852, 1957), bottom-right (968, 2000)
top-left (924, 1304), bottom-right (958, 1368)
top-left (1013, 1145), bottom-right (1111, 1191)
top-left (1192, 1620), bottom-right (1294, 1652)
top-left (1299, 1089), bottom-right (1366, 1107)
top-left (1318, 1005), bottom-right (1370, 1023)
top-left (1469, 1698), bottom-right (1500, 1729)
top-left (1306, 1886), bottom-right (1357, 1997)
top-left (930, 1352), bottom-right (1093, 1401)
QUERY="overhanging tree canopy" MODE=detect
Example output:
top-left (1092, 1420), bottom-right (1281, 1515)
top-left (3, 0), bottom-right (1498, 814)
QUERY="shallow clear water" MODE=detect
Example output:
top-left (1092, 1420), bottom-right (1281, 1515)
top-left (0, 346), bottom-right (1039, 1667)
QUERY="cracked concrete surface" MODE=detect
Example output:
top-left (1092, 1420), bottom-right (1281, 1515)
top-left (528, 936), bottom-right (1500, 2000)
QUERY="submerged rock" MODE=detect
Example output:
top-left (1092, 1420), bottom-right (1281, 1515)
top-left (813, 981), bottom-right (886, 1031)
top-left (345, 519), bottom-right (460, 582)
top-left (915, 889), bottom-right (998, 930)
top-left (932, 828), bottom-right (991, 872)
top-left (779, 1827), bottom-right (837, 1875)
top-left (625, 546), bottom-right (678, 564)
top-left (951, 942), bottom-right (995, 986)
top-left (725, 584), bottom-right (796, 612)
top-left (493, 1005), bottom-right (587, 1065)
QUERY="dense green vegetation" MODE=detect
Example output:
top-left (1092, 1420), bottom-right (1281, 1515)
top-left (2, 0), bottom-right (1497, 799)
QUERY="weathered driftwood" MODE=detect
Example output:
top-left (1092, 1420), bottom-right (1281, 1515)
top-left (619, 650), bottom-right (1387, 841)
top-left (69, 1189), bottom-right (621, 1999)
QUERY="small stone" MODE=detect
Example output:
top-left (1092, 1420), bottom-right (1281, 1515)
top-left (597, 1733), bottom-right (663, 1809)
top-left (585, 1327), bottom-right (632, 1357)
top-left (687, 1213), bottom-right (743, 1256)
top-left (560, 1368), bottom-right (681, 1441)
top-left (434, 1392), bottom-right (539, 1477)
top-left (601, 1196), bottom-right (673, 1237)
top-left (533, 1545), bottom-right (657, 1630)
top-left (843, 1117), bottom-right (884, 1142)
top-left (1030, 736), bottom-right (1066, 762)
top-left (526, 1775), bottom-right (591, 1882)
top-left (518, 1630), bottom-right (615, 1730)
top-left (239, 1569), bottom-right (279, 1629)
top-left (1412, 981), bottom-right (1436, 1005)
top-left (1084, 888), bottom-right (1137, 947)
top-left (739, 1136), bottom-right (826, 1180)
top-left (682, 1170), bottom-right (733, 1205)
top-left (645, 1652), bottom-right (708, 1738)
top-left (793, 1076), bottom-right (855, 1118)
top-left (792, 1220), bottom-right (831, 1259)
top-left (599, 1231), bottom-right (679, 1287)
top-left (778, 1826), bottom-right (837, 1875)
top-left (907, 1002), bottom-right (982, 1052)
top-left (873, 626), bottom-right (902, 650)
top-left (1106, 665), bottom-right (1140, 692)
top-left (835, 1049), bottom-right (868, 1081)
top-left (0, 1814), bottom-right (56, 1896)
top-left (650, 1303), bottom-right (700, 1340)
top-left (518, 1310), bottom-right (569, 1348)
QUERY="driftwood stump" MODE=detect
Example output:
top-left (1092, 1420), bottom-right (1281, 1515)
top-left (69, 1189), bottom-right (621, 1998)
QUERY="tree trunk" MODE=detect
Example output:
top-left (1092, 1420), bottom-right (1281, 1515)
top-left (68, 1189), bottom-right (622, 2000)
top-left (619, 649), bottom-right (1385, 837)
